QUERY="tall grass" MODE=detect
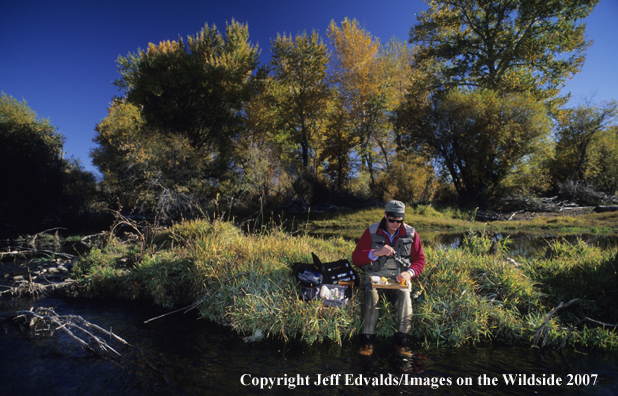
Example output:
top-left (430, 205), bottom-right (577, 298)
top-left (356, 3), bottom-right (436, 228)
top-left (70, 218), bottom-right (618, 350)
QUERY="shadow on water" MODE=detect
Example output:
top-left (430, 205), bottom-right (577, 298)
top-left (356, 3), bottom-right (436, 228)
top-left (1, 297), bottom-right (617, 395)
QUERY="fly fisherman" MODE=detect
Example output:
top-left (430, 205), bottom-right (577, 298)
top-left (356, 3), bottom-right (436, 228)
top-left (352, 200), bottom-right (425, 357)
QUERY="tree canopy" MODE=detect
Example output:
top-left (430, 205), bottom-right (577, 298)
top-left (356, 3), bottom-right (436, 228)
top-left (87, 5), bottom-right (609, 214)
top-left (0, 93), bottom-right (65, 227)
top-left (551, 100), bottom-right (618, 185)
top-left (409, 0), bottom-right (598, 110)
top-left (114, 20), bottom-right (260, 176)
top-left (398, 89), bottom-right (551, 205)
top-left (268, 31), bottom-right (332, 175)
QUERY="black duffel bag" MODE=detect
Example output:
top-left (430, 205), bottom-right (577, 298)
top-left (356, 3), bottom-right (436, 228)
top-left (291, 253), bottom-right (360, 301)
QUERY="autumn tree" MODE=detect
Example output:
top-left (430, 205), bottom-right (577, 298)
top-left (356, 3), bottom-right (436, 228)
top-left (93, 21), bottom-right (262, 217)
top-left (92, 100), bottom-right (213, 221)
top-left (398, 0), bottom-right (599, 206)
top-left (268, 31), bottom-right (332, 177)
top-left (319, 95), bottom-right (356, 191)
top-left (586, 125), bottom-right (618, 195)
top-left (114, 20), bottom-right (260, 178)
top-left (409, 0), bottom-right (599, 109)
top-left (327, 19), bottom-right (411, 195)
top-left (397, 89), bottom-right (551, 205)
top-left (550, 100), bottom-right (618, 186)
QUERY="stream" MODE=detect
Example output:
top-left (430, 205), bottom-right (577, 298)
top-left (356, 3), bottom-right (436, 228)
top-left (1, 232), bottom-right (617, 395)
top-left (1, 296), bottom-right (617, 395)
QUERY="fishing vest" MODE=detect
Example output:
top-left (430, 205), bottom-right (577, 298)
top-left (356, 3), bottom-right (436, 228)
top-left (365, 221), bottom-right (415, 279)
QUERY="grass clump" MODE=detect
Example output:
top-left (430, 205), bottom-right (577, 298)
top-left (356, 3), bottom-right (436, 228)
top-left (70, 218), bottom-right (618, 350)
top-left (71, 219), bottom-right (361, 344)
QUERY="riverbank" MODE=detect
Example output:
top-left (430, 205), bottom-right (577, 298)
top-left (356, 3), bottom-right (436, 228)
top-left (45, 216), bottom-right (616, 351)
top-left (300, 205), bottom-right (618, 242)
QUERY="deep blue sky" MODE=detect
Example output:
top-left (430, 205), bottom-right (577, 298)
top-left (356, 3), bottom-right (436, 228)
top-left (2, 0), bottom-right (617, 175)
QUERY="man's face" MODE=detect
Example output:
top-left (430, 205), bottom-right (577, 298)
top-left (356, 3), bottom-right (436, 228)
top-left (384, 212), bottom-right (403, 233)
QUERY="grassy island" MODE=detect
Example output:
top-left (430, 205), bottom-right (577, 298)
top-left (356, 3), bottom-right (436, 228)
top-left (69, 208), bottom-right (618, 351)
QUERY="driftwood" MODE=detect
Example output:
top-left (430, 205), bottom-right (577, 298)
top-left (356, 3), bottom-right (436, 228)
top-left (558, 181), bottom-right (618, 206)
top-left (0, 248), bottom-right (75, 260)
top-left (498, 196), bottom-right (591, 213)
top-left (0, 277), bottom-right (75, 298)
top-left (13, 307), bottom-right (130, 359)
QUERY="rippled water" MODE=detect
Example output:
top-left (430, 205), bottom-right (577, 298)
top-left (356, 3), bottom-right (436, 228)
top-left (1, 297), bottom-right (616, 395)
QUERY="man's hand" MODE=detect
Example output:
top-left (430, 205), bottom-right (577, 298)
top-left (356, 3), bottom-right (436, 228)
top-left (374, 245), bottom-right (395, 257)
top-left (396, 271), bottom-right (412, 284)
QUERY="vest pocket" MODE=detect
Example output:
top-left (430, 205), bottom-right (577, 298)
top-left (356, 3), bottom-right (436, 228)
top-left (397, 238), bottom-right (412, 257)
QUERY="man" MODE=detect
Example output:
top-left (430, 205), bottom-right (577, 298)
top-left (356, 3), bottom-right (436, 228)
top-left (352, 200), bottom-right (425, 357)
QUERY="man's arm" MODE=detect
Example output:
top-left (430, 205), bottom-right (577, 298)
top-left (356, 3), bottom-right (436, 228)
top-left (407, 230), bottom-right (425, 278)
top-left (352, 228), bottom-right (374, 266)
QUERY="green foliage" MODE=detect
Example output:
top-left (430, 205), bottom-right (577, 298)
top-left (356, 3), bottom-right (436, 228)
top-left (532, 240), bottom-right (618, 323)
top-left (114, 20), bottom-right (260, 179)
top-left (414, 205), bottom-right (442, 218)
top-left (0, 93), bottom-right (65, 228)
top-left (92, 101), bottom-right (209, 220)
top-left (587, 126), bottom-right (618, 195)
top-left (268, 31), bottom-right (333, 175)
top-left (410, 0), bottom-right (599, 110)
top-left (550, 101), bottom-right (618, 188)
top-left (398, 89), bottom-right (551, 206)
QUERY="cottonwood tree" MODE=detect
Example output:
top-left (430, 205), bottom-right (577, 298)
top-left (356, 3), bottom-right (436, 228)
top-left (409, 0), bottom-right (598, 110)
top-left (551, 100), bottom-right (618, 186)
top-left (0, 94), bottom-right (96, 229)
top-left (92, 101), bottom-right (209, 220)
top-left (0, 93), bottom-right (65, 227)
top-left (398, 0), bottom-right (599, 205)
top-left (327, 19), bottom-right (409, 195)
top-left (398, 89), bottom-right (551, 205)
top-left (586, 125), bottom-right (618, 195)
top-left (268, 31), bottom-right (332, 177)
top-left (114, 20), bottom-right (260, 178)
top-left (95, 21), bottom-right (262, 217)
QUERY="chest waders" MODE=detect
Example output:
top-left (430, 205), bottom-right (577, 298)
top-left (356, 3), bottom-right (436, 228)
top-left (360, 222), bottom-right (414, 335)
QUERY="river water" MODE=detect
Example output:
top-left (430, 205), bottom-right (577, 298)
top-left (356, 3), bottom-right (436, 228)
top-left (1, 295), bottom-right (617, 395)
top-left (422, 232), bottom-right (618, 258)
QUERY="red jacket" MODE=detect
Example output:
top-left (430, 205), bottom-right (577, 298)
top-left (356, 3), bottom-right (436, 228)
top-left (352, 218), bottom-right (425, 278)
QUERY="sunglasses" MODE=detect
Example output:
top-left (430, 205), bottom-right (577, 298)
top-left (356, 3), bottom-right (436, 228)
top-left (387, 218), bottom-right (403, 224)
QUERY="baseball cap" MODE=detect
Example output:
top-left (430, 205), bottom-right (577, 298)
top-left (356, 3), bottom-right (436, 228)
top-left (385, 200), bottom-right (405, 218)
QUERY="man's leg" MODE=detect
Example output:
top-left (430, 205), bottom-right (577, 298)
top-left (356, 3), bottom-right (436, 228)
top-left (392, 288), bottom-right (414, 357)
top-left (393, 288), bottom-right (412, 334)
top-left (359, 286), bottom-right (381, 356)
